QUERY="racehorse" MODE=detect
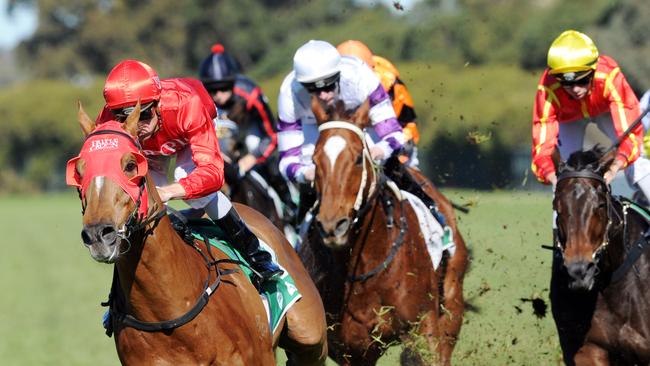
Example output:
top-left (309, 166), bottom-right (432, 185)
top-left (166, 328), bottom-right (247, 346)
top-left (298, 98), bottom-right (468, 366)
top-left (551, 146), bottom-right (650, 365)
top-left (66, 103), bottom-right (327, 365)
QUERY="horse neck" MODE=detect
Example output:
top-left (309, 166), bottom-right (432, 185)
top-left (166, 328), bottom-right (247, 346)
top-left (115, 215), bottom-right (207, 320)
top-left (346, 187), bottom-right (396, 275)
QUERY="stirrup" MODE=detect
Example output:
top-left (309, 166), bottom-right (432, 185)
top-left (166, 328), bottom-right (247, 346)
top-left (251, 261), bottom-right (283, 283)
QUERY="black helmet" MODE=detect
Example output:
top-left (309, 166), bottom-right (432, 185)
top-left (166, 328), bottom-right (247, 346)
top-left (199, 44), bottom-right (241, 92)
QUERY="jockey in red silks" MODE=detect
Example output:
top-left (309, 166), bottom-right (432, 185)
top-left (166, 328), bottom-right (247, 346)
top-left (96, 59), bottom-right (282, 282)
top-left (532, 30), bottom-right (650, 200)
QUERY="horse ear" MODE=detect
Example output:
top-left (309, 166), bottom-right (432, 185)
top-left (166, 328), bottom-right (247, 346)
top-left (597, 148), bottom-right (617, 174)
top-left (351, 99), bottom-right (370, 128)
top-left (77, 101), bottom-right (95, 137)
top-left (123, 101), bottom-right (141, 137)
top-left (311, 95), bottom-right (329, 125)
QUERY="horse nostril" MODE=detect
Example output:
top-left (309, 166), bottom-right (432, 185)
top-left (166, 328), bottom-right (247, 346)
top-left (81, 229), bottom-right (93, 246)
top-left (100, 225), bottom-right (117, 245)
top-left (586, 261), bottom-right (596, 271)
top-left (335, 218), bottom-right (350, 237)
top-left (81, 224), bottom-right (117, 246)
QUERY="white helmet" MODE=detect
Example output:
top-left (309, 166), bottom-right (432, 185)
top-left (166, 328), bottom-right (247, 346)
top-left (293, 40), bottom-right (341, 83)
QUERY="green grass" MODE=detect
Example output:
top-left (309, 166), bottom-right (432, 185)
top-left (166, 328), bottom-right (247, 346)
top-left (0, 190), bottom-right (563, 365)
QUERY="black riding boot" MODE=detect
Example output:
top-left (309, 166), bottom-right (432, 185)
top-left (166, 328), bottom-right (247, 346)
top-left (384, 155), bottom-right (447, 227)
top-left (214, 207), bottom-right (283, 282)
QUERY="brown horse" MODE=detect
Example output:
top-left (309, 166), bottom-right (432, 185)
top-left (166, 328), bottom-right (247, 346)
top-left (552, 146), bottom-right (650, 365)
top-left (298, 98), bottom-right (468, 366)
top-left (66, 103), bottom-right (327, 365)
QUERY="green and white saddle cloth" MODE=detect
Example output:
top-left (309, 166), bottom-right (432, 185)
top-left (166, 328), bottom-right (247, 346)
top-left (187, 218), bottom-right (301, 335)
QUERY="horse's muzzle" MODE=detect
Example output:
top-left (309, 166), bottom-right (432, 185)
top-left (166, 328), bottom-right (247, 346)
top-left (565, 259), bottom-right (597, 291)
top-left (81, 223), bottom-right (119, 262)
top-left (316, 217), bottom-right (351, 249)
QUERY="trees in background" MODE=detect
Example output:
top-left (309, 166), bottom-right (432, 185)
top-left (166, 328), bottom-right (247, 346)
top-left (8, 0), bottom-right (356, 78)
top-left (4, 0), bottom-right (650, 191)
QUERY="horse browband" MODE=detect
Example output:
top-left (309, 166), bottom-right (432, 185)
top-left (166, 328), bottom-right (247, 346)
top-left (86, 128), bottom-right (142, 150)
top-left (557, 170), bottom-right (605, 183)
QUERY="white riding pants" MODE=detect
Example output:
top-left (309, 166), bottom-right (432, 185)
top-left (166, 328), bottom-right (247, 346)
top-left (558, 113), bottom-right (650, 189)
top-left (148, 147), bottom-right (232, 220)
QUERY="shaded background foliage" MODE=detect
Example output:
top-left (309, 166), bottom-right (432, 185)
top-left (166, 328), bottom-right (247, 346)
top-left (2, 0), bottom-right (650, 192)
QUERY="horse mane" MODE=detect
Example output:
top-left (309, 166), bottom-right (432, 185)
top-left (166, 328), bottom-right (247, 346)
top-left (560, 145), bottom-right (606, 173)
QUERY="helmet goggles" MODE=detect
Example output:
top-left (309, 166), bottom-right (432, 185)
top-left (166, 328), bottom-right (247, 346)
top-left (113, 101), bottom-right (156, 120)
top-left (554, 70), bottom-right (594, 86)
top-left (300, 72), bottom-right (340, 94)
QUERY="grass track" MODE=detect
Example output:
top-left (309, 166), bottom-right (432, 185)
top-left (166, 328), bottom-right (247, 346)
top-left (0, 190), bottom-right (563, 365)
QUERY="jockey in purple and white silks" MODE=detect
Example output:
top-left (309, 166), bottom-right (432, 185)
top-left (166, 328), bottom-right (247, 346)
top-left (277, 40), bottom-right (453, 244)
top-left (277, 40), bottom-right (404, 185)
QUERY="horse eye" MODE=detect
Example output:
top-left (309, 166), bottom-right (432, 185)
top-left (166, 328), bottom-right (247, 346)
top-left (125, 161), bottom-right (137, 173)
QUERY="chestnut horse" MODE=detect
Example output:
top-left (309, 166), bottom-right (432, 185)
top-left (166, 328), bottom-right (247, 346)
top-left (552, 146), bottom-right (650, 365)
top-left (298, 99), bottom-right (468, 366)
top-left (66, 103), bottom-right (327, 365)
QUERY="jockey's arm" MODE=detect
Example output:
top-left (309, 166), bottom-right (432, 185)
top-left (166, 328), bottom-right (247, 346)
top-left (156, 183), bottom-right (186, 203)
top-left (605, 69), bottom-right (643, 169)
top-left (277, 76), bottom-right (314, 183)
top-left (176, 96), bottom-right (225, 199)
top-left (368, 84), bottom-right (406, 162)
top-left (531, 75), bottom-right (561, 184)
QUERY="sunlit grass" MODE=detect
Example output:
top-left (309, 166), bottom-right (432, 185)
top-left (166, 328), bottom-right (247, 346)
top-left (0, 189), bottom-right (561, 365)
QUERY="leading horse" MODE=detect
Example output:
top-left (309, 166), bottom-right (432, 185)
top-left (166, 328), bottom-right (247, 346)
top-left (552, 146), bottom-right (650, 365)
top-left (298, 98), bottom-right (468, 366)
top-left (66, 103), bottom-right (327, 365)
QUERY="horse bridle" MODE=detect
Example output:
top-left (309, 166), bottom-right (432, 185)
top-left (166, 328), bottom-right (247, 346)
top-left (317, 121), bottom-right (378, 224)
top-left (555, 170), bottom-right (614, 262)
top-left (316, 121), bottom-right (409, 282)
top-left (76, 129), bottom-right (166, 243)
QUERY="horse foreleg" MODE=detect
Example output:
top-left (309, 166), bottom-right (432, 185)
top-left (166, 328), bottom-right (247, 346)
top-left (399, 310), bottom-right (444, 366)
top-left (437, 236), bottom-right (468, 364)
top-left (574, 343), bottom-right (609, 366)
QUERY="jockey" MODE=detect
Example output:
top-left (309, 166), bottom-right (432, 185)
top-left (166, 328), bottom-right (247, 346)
top-left (277, 40), bottom-right (452, 240)
top-left (640, 89), bottom-right (650, 153)
top-left (336, 40), bottom-right (420, 167)
top-left (96, 59), bottom-right (283, 282)
top-left (532, 30), bottom-right (650, 201)
top-left (198, 44), bottom-right (297, 217)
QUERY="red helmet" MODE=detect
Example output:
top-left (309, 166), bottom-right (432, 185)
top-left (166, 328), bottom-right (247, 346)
top-left (103, 60), bottom-right (162, 110)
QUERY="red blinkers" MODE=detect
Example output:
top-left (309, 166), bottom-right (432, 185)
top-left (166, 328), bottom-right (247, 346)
top-left (66, 121), bottom-right (150, 216)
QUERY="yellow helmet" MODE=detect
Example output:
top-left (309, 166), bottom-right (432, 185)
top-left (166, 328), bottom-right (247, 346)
top-left (336, 40), bottom-right (375, 67)
top-left (547, 30), bottom-right (599, 75)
